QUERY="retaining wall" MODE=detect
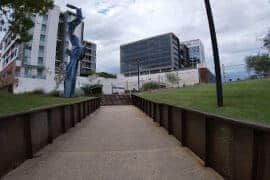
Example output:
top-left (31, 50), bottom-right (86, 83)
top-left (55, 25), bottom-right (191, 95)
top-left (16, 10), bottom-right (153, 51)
top-left (132, 95), bottom-right (270, 180)
top-left (0, 97), bottom-right (101, 178)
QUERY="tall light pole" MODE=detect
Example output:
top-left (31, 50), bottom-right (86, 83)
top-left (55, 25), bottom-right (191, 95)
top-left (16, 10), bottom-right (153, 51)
top-left (136, 59), bottom-right (140, 91)
top-left (204, 0), bottom-right (224, 107)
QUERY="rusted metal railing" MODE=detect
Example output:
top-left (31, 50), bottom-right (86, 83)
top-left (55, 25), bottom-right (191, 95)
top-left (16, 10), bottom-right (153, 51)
top-left (0, 97), bottom-right (101, 178)
top-left (132, 95), bottom-right (270, 180)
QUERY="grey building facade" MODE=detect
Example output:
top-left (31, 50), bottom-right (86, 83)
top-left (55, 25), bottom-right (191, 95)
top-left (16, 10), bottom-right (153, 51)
top-left (120, 33), bottom-right (181, 76)
top-left (180, 44), bottom-right (190, 67)
top-left (182, 39), bottom-right (205, 66)
top-left (80, 40), bottom-right (97, 74)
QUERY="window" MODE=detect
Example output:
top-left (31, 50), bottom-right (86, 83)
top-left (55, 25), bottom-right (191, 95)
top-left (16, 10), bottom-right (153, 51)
top-left (15, 67), bottom-right (21, 77)
top-left (25, 45), bottom-right (32, 50)
top-left (38, 57), bottom-right (43, 65)
top-left (37, 68), bottom-right (43, 77)
top-left (41, 24), bottom-right (47, 32)
top-left (24, 49), bottom-right (31, 57)
top-left (24, 68), bottom-right (30, 77)
top-left (42, 15), bottom-right (48, 23)
top-left (39, 46), bottom-right (44, 56)
top-left (40, 35), bottom-right (46, 42)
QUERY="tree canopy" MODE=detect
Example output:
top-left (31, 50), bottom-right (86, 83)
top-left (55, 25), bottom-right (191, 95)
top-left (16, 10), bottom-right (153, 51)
top-left (0, 0), bottom-right (54, 42)
top-left (263, 31), bottom-right (270, 52)
top-left (245, 54), bottom-right (270, 75)
top-left (166, 72), bottom-right (179, 85)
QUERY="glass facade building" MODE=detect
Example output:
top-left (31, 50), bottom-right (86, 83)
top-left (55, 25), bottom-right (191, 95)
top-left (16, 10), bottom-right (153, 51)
top-left (120, 33), bottom-right (181, 76)
top-left (182, 39), bottom-right (205, 66)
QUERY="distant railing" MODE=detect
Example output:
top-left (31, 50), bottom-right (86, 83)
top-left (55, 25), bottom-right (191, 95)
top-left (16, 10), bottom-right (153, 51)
top-left (0, 97), bottom-right (101, 178)
top-left (132, 95), bottom-right (270, 180)
top-left (101, 94), bottom-right (132, 106)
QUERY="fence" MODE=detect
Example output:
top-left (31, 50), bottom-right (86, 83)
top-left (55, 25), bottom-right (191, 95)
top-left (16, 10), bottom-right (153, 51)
top-left (101, 95), bottom-right (132, 106)
top-left (132, 95), bottom-right (270, 180)
top-left (0, 97), bottom-right (101, 178)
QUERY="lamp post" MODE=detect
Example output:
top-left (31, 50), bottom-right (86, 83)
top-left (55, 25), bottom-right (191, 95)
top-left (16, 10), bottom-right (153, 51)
top-left (136, 59), bottom-right (140, 91)
top-left (204, 0), bottom-right (224, 107)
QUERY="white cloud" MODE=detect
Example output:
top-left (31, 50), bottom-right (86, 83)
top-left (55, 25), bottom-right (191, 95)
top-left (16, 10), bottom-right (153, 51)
top-left (4, 0), bottom-right (270, 73)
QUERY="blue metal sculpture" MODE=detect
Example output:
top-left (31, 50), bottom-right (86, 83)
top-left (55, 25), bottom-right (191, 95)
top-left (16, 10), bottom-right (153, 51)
top-left (64, 4), bottom-right (85, 97)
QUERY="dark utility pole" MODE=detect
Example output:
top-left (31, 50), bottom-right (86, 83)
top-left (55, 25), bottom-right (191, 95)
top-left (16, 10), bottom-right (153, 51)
top-left (204, 0), bottom-right (224, 107)
top-left (137, 59), bottom-right (140, 91)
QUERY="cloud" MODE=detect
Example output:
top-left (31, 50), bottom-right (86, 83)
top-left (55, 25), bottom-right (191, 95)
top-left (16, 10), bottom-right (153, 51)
top-left (46, 0), bottom-right (270, 72)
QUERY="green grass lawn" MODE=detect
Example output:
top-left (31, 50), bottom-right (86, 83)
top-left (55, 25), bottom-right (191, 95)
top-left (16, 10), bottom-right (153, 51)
top-left (139, 79), bottom-right (270, 125)
top-left (0, 91), bottom-right (91, 117)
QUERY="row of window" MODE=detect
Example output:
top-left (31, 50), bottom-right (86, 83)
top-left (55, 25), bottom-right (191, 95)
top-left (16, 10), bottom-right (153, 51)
top-left (2, 47), bottom-right (18, 66)
top-left (23, 67), bottom-right (45, 79)
top-left (122, 48), bottom-right (171, 59)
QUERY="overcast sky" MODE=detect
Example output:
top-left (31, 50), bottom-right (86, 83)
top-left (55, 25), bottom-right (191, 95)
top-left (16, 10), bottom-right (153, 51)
top-left (2, 0), bottom-right (270, 73)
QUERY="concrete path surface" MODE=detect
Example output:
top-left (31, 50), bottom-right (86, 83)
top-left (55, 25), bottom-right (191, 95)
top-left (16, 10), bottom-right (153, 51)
top-left (3, 106), bottom-right (222, 180)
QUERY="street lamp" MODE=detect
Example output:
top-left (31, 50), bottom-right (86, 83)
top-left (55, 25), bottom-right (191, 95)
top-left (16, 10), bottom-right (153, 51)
top-left (204, 0), bottom-right (224, 107)
top-left (136, 59), bottom-right (140, 91)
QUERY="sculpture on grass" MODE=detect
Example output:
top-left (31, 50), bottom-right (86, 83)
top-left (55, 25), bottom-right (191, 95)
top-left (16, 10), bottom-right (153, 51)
top-left (64, 4), bottom-right (85, 97)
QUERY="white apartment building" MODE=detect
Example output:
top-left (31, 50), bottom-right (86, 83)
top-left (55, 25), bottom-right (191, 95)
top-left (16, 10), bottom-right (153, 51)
top-left (0, 6), bottom-right (86, 93)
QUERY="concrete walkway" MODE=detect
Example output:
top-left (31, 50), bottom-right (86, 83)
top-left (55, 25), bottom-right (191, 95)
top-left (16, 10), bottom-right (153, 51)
top-left (3, 106), bottom-right (222, 180)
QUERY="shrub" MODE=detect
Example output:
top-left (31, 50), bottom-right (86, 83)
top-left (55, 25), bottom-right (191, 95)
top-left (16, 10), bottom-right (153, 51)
top-left (81, 84), bottom-right (103, 96)
top-left (73, 88), bottom-right (85, 97)
top-left (96, 72), bottom-right (116, 79)
top-left (166, 72), bottom-right (180, 86)
top-left (142, 81), bottom-right (160, 91)
top-left (22, 89), bottom-right (45, 95)
top-left (48, 90), bottom-right (61, 97)
top-left (80, 70), bottom-right (95, 77)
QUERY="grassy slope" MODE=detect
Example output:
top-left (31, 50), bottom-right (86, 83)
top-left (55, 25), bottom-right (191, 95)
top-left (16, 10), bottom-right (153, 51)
top-left (0, 92), bottom-right (91, 116)
top-left (139, 79), bottom-right (270, 124)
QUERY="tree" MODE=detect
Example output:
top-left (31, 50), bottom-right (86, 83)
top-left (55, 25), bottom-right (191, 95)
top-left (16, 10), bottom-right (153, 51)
top-left (166, 72), bottom-right (180, 87)
top-left (142, 81), bottom-right (159, 91)
top-left (0, 0), bottom-right (54, 42)
top-left (80, 70), bottom-right (95, 77)
top-left (263, 31), bottom-right (270, 52)
top-left (81, 84), bottom-right (103, 96)
top-left (245, 54), bottom-right (270, 75)
top-left (96, 72), bottom-right (117, 79)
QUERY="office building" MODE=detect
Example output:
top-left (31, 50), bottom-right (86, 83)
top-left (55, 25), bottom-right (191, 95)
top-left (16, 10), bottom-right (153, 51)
top-left (182, 39), bottom-right (206, 66)
top-left (80, 40), bottom-right (97, 74)
top-left (179, 44), bottom-right (190, 67)
top-left (120, 33), bottom-right (181, 76)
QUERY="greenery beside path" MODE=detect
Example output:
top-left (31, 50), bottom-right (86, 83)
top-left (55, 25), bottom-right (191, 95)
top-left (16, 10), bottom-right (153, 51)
top-left (139, 79), bottom-right (270, 125)
top-left (0, 91), bottom-right (91, 117)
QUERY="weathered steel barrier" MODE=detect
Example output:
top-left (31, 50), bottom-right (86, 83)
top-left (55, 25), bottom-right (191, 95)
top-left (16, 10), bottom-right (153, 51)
top-left (101, 95), bottom-right (132, 106)
top-left (132, 95), bottom-right (270, 180)
top-left (0, 97), bottom-right (101, 178)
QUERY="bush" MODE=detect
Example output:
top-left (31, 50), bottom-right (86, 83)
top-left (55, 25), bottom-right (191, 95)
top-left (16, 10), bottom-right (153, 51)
top-left (142, 81), bottom-right (160, 91)
top-left (96, 72), bottom-right (116, 79)
top-left (21, 89), bottom-right (45, 95)
top-left (81, 84), bottom-right (103, 96)
top-left (166, 72), bottom-right (180, 86)
top-left (80, 70), bottom-right (95, 77)
top-left (48, 90), bottom-right (61, 97)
